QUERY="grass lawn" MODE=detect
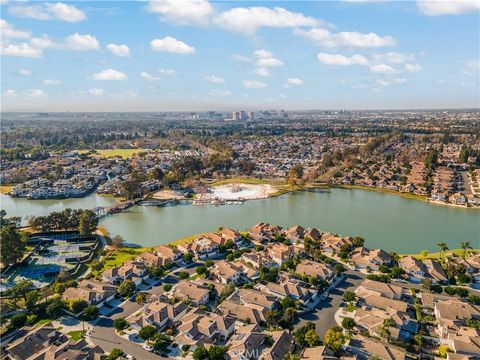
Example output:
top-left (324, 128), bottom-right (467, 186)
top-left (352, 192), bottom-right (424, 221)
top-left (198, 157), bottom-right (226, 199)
top-left (76, 149), bottom-right (146, 159)
top-left (99, 247), bottom-right (151, 272)
top-left (169, 233), bottom-right (205, 246)
top-left (68, 330), bottom-right (86, 341)
top-left (0, 184), bottom-right (14, 194)
top-left (400, 249), bottom-right (478, 260)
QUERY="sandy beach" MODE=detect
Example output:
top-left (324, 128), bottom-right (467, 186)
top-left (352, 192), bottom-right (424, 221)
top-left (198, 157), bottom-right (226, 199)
top-left (197, 183), bottom-right (277, 201)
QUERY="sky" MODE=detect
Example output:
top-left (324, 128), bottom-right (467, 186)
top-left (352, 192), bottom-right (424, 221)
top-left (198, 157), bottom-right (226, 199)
top-left (1, 0), bottom-right (479, 111)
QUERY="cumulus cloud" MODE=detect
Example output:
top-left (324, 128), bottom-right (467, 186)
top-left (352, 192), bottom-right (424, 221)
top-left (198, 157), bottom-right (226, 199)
top-left (147, 0), bottom-right (213, 25)
top-left (8, 2), bottom-right (86, 22)
top-left (65, 33), bottom-right (100, 51)
top-left (376, 78), bottom-right (406, 86)
top-left (284, 78), bottom-right (304, 87)
top-left (294, 28), bottom-right (396, 48)
top-left (93, 69), bottom-right (127, 81)
top-left (243, 79), bottom-right (267, 89)
top-left (19, 68), bottom-right (31, 76)
top-left (107, 43), bottom-right (130, 57)
top-left (0, 19), bottom-right (31, 39)
top-left (3, 89), bottom-right (17, 97)
top-left (254, 49), bottom-right (284, 67)
top-left (404, 63), bottom-right (423, 72)
top-left (209, 89), bottom-right (231, 96)
top-left (417, 0), bottom-right (480, 16)
top-left (150, 36), bottom-right (195, 54)
top-left (27, 89), bottom-right (47, 97)
top-left (1, 43), bottom-right (42, 58)
top-left (158, 68), bottom-right (175, 76)
top-left (317, 53), bottom-right (368, 66)
top-left (43, 79), bottom-right (61, 85)
top-left (141, 69), bottom-right (175, 80)
top-left (370, 63), bottom-right (396, 73)
top-left (89, 88), bottom-right (104, 96)
top-left (214, 6), bottom-right (319, 35)
top-left (141, 71), bottom-right (160, 81)
top-left (204, 75), bottom-right (225, 83)
top-left (254, 68), bottom-right (271, 77)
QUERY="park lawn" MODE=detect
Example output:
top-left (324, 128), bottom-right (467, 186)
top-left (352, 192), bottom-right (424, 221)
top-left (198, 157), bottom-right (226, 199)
top-left (0, 184), bottom-right (14, 194)
top-left (100, 247), bottom-right (151, 272)
top-left (76, 149), bottom-right (146, 159)
top-left (400, 249), bottom-right (479, 260)
top-left (68, 330), bottom-right (86, 341)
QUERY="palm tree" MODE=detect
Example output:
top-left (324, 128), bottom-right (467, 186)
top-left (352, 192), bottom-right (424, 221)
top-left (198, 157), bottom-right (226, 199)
top-left (437, 242), bottom-right (449, 262)
top-left (460, 242), bottom-right (472, 259)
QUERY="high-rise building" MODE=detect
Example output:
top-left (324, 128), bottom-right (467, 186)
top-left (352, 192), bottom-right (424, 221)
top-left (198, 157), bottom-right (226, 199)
top-left (247, 111), bottom-right (255, 120)
top-left (232, 111), bottom-right (240, 120)
top-left (240, 110), bottom-right (247, 120)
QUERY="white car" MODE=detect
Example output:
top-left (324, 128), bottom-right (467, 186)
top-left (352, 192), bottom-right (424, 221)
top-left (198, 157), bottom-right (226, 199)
top-left (142, 344), bottom-right (154, 352)
top-left (126, 355), bottom-right (135, 360)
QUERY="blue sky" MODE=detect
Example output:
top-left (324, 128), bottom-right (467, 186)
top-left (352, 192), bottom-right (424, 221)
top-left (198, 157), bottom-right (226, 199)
top-left (1, 0), bottom-right (479, 111)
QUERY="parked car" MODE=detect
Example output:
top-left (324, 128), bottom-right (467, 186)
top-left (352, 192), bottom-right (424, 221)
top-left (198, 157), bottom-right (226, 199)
top-left (142, 344), bottom-right (154, 352)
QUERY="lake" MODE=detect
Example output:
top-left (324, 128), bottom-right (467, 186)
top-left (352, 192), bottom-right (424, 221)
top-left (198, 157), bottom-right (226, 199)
top-left (1, 189), bottom-right (478, 253)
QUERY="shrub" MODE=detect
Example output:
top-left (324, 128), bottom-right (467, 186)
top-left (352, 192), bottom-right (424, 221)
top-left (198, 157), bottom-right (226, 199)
top-left (10, 313), bottom-right (27, 328)
top-left (138, 325), bottom-right (156, 340)
top-left (118, 280), bottom-right (136, 298)
top-left (83, 305), bottom-right (99, 319)
top-left (113, 318), bottom-right (129, 331)
top-left (342, 317), bottom-right (356, 330)
top-left (343, 291), bottom-right (356, 302)
top-left (106, 348), bottom-right (124, 360)
top-left (163, 284), bottom-right (172, 292)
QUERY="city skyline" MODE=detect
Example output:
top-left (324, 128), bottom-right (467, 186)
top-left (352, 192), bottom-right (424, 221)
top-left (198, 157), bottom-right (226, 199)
top-left (1, 0), bottom-right (479, 111)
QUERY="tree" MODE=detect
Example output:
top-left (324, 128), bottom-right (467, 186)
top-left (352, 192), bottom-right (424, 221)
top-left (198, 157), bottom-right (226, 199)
top-left (460, 242), bottom-right (472, 259)
top-left (390, 266), bottom-right (405, 279)
top-left (208, 346), bottom-right (227, 360)
top-left (8, 280), bottom-right (35, 302)
top-left (78, 210), bottom-right (98, 237)
top-left (342, 291), bottom-right (356, 302)
top-left (10, 313), bottom-right (27, 328)
top-left (178, 271), bottom-right (189, 280)
top-left (342, 317), bottom-right (356, 330)
top-left (304, 329), bottom-right (321, 347)
top-left (469, 294), bottom-right (480, 305)
top-left (149, 266), bottom-right (164, 279)
top-left (69, 299), bottom-right (89, 314)
top-left (437, 242), bottom-right (449, 262)
top-left (106, 348), bottom-right (124, 360)
top-left (193, 346), bottom-right (209, 360)
top-left (136, 293), bottom-right (147, 304)
top-left (163, 284), bottom-right (172, 292)
top-left (455, 288), bottom-right (469, 298)
top-left (352, 236), bottom-right (365, 247)
top-left (183, 253), bottom-right (193, 263)
top-left (138, 325), bottom-right (156, 340)
top-left (283, 307), bottom-right (298, 325)
top-left (46, 298), bottom-right (64, 319)
top-left (437, 345), bottom-right (453, 358)
top-left (196, 265), bottom-right (208, 275)
top-left (205, 260), bottom-right (215, 268)
top-left (113, 318), bottom-right (129, 331)
top-left (25, 290), bottom-right (40, 312)
top-left (118, 280), bottom-right (136, 298)
top-left (83, 305), bottom-right (99, 319)
top-left (111, 235), bottom-right (125, 251)
top-left (265, 310), bottom-right (281, 328)
top-left (324, 326), bottom-right (345, 354)
top-left (0, 225), bottom-right (27, 266)
top-left (294, 322), bottom-right (316, 348)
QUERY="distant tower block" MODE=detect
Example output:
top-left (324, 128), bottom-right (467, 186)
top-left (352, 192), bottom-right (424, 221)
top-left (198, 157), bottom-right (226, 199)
top-left (247, 111), bottom-right (255, 120)
top-left (240, 110), bottom-right (247, 120)
top-left (232, 111), bottom-right (240, 120)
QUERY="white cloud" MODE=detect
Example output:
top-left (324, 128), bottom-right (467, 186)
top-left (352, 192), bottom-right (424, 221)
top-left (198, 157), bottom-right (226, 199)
top-left (65, 33), bottom-right (99, 51)
top-left (404, 63), bottom-right (423, 72)
top-left (254, 49), bottom-right (284, 67)
top-left (294, 28), bottom-right (396, 48)
top-left (370, 63), bottom-right (396, 73)
top-left (317, 53), bottom-right (368, 65)
top-left (1, 43), bottom-right (42, 58)
top-left (0, 20), bottom-right (31, 39)
top-left (8, 2), bottom-right (86, 22)
top-left (417, 0), bottom-right (480, 16)
top-left (43, 79), bottom-right (61, 85)
top-left (209, 89), bottom-right (231, 96)
top-left (232, 54), bottom-right (252, 63)
top-left (284, 78), bottom-right (304, 87)
top-left (243, 80), bottom-right (267, 89)
top-left (19, 68), bottom-right (31, 76)
top-left (141, 71), bottom-right (160, 81)
top-left (394, 78), bottom-right (407, 83)
top-left (372, 52), bottom-right (416, 64)
top-left (30, 35), bottom-right (58, 49)
top-left (93, 69), bottom-right (127, 81)
top-left (214, 6), bottom-right (319, 35)
top-left (147, 0), bottom-right (213, 25)
top-left (204, 75), bottom-right (225, 83)
top-left (107, 43), bottom-right (130, 57)
top-left (27, 89), bottom-right (47, 97)
top-left (150, 36), bottom-right (195, 54)
top-left (89, 88), bottom-right (104, 96)
top-left (254, 68), bottom-right (271, 77)
top-left (376, 79), bottom-right (391, 86)
top-left (3, 89), bottom-right (17, 97)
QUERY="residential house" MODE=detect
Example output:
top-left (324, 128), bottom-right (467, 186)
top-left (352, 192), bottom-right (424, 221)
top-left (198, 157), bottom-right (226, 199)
top-left (350, 247), bottom-right (393, 271)
top-left (130, 300), bottom-right (189, 331)
top-left (137, 252), bottom-right (170, 267)
top-left (211, 260), bottom-right (243, 284)
top-left (355, 279), bottom-right (405, 300)
top-left (295, 259), bottom-right (336, 281)
top-left (261, 331), bottom-right (293, 360)
top-left (154, 244), bottom-right (183, 263)
top-left (282, 225), bottom-right (305, 243)
top-left (266, 243), bottom-right (294, 265)
top-left (241, 253), bottom-right (277, 269)
top-left (321, 234), bottom-right (353, 255)
top-left (345, 335), bottom-right (407, 360)
top-left (178, 237), bottom-right (219, 259)
top-left (101, 260), bottom-right (148, 285)
top-left (63, 279), bottom-right (117, 306)
top-left (227, 324), bottom-right (266, 360)
top-left (255, 279), bottom-right (318, 308)
top-left (173, 282), bottom-right (210, 306)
